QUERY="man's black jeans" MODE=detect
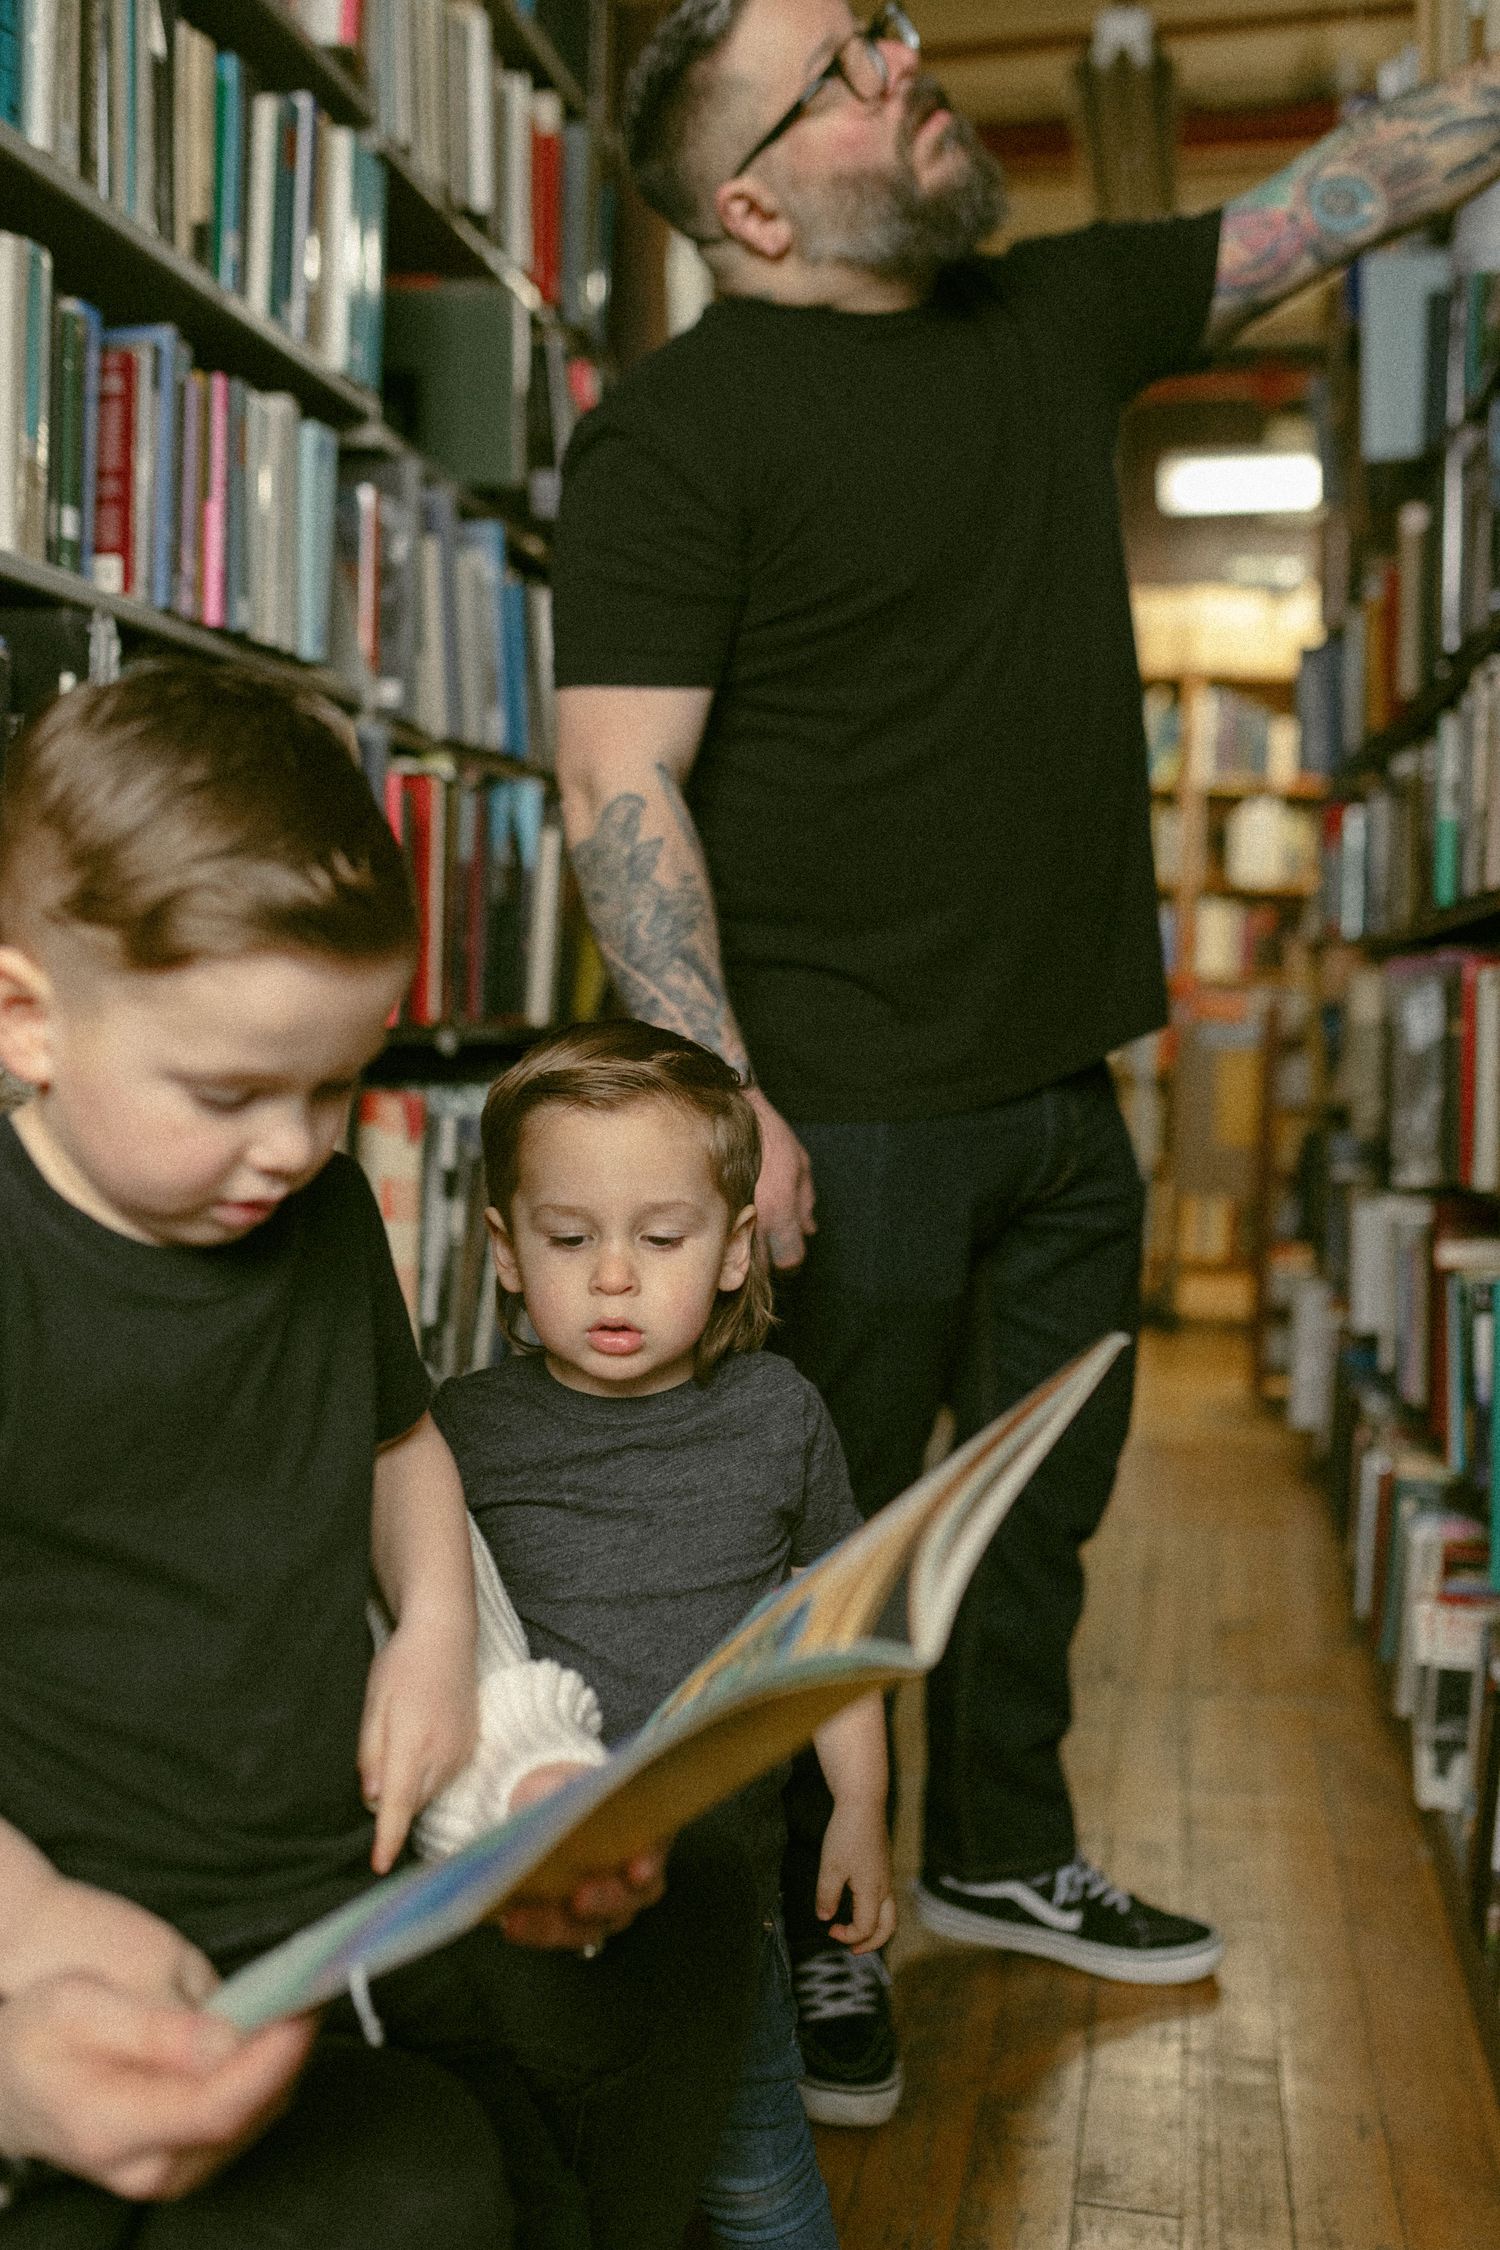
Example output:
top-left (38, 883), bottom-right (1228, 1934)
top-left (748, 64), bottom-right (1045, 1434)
top-left (775, 1062), bottom-right (1143, 1937)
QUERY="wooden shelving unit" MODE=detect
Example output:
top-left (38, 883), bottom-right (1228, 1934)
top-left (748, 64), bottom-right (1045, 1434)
top-left (0, 0), bottom-right (600, 1065)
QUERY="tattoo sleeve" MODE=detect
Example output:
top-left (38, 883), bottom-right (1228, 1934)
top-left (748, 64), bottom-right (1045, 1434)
top-left (1209, 58), bottom-right (1500, 343)
top-left (568, 763), bottom-right (752, 1076)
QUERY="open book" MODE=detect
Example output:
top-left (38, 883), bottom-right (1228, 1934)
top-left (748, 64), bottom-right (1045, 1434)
top-left (212, 1331), bottom-right (1126, 2031)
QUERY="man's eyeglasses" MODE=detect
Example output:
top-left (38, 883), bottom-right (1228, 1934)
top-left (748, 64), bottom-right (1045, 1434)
top-left (728, 2), bottom-right (922, 182)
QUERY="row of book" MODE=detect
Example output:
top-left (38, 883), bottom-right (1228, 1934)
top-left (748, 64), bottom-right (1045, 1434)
top-left (361, 0), bottom-right (611, 332)
top-left (1151, 801), bottom-right (1315, 894)
top-left (6, 5), bottom-right (388, 389)
top-left (382, 275), bottom-right (598, 515)
top-left (1320, 656), bottom-right (1500, 940)
top-left (358, 732), bottom-right (567, 1031)
top-left (1, 235), bottom-right (342, 660)
top-left (1357, 240), bottom-right (1500, 467)
top-left (334, 447), bottom-right (556, 764)
top-left (1188, 684), bottom-right (1302, 786)
top-left (1328, 949), bottom-right (1500, 1196)
top-left (1283, 1279), bottom-right (1500, 1974)
top-left (355, 1083), bottom-right (502, 1380)
top-left (1298, 456), bottom-right (1499, 771)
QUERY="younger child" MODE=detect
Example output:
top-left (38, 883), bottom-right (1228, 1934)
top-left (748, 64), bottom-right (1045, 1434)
top-left (433, 1020), bottom-right (899, 2250)
top-left (0, 662), bottom-right (759, 2250)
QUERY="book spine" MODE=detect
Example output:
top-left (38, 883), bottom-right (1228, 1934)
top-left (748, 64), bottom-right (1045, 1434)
top-left (245, 91), bottom-right (281, 320)
top-left (21, 0), bottom-right (57, 156)
top-left (213, 48), bottom-right (243, 294)
top-left (19, 238), bottom-right (51, 559)
top-left (54, 0), bottom-right (82, 170)
top-left (47, 297), bottom-right (86, 571)
top-left (150, 0), bottom-right (174, 238)
top-left (91, 343), bottom-right (135, 593)
top-left (0, 0), bottom-right (20, 128)
top-left (173, 363), bottom-right (201, 616)
top-left (201, 366), bottom-right (228, 626)
top-left (131, 0), bottom-right (154, 230)
top-left (77, 297), bottom-right (100, 575)
top-left (226, 374), bottom-right (249, 633)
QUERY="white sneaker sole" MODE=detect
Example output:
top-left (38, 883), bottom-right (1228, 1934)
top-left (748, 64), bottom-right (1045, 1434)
top-left (912, 1883), bottom-right (1224, 1985)
top-left (799, 2066), bottom-right (904, 2128)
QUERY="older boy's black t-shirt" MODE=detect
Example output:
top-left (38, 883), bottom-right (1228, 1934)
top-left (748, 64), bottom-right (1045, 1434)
top-left (554, 214), bottom-right (1221, 1120)
top-left (0, 1125), bottom-right (432, 1963)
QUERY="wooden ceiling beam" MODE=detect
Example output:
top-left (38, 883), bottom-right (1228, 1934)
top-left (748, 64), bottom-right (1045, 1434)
top-left (925, 2), bottom-right (1413, 69)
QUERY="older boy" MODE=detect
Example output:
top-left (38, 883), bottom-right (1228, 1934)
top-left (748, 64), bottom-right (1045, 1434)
top-left (0, 660), bottom-right (758, 2249)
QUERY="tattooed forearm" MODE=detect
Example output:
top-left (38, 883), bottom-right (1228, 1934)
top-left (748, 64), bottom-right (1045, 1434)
top-left (568, 766), bottom-right (751, 1074)
top-left (1209, 57), bottom-right (1500, 342)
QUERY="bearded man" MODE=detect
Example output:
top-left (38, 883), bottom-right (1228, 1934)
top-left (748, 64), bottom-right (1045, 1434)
top-left (550, 0), bottom-right (1500, 2126)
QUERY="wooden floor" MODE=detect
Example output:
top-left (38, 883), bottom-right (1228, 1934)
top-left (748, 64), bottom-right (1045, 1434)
top-left (812, 1325), bottom-right (1500, 2250)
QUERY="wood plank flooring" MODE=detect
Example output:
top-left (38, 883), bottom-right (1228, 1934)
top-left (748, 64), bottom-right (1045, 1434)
top-left (812, 1326), bottom-right (1500, 2250)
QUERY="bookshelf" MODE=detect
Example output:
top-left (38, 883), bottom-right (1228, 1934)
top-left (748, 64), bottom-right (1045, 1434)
top-left (1274, 176), bottom-right (1500, 2098)
top-left (1141, 649), bottom-right (1327, 1333)
top-left (0, 0), bottom-right (619, 1373)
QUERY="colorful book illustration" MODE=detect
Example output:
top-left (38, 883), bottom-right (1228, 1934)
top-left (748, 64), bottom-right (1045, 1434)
top-left (211, 1332), bottom-right (1127, 2032)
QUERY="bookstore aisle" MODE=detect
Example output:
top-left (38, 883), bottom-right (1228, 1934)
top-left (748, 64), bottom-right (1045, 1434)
top-left (813, 1326), bottom-right (1500, 2250)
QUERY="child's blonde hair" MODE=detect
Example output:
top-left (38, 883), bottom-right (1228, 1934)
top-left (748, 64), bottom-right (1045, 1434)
top-left (482, 1019), bottom-right (774, 1380)
top-left (0, 657), bottom-right (416, 967)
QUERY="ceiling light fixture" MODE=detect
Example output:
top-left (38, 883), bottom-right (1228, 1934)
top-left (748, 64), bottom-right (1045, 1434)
top-left (1155, 450), bottom-right (1324, 517)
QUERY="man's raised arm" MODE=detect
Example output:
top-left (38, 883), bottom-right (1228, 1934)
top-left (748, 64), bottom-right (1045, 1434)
top-left (1210, 56), bottom-right (1500, 346)
top-left (556, 684), bottom-right (816, 1268)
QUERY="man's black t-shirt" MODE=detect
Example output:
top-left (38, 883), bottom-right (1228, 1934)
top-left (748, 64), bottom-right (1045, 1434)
top-left (554, 214), bottom-right (1222, 1121)
top-left (0, 1126), bottom-right (433, 1963)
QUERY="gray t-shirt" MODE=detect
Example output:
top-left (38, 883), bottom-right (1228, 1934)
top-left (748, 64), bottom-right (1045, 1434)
top-left (433, 1349), bottom-right (862, 1897)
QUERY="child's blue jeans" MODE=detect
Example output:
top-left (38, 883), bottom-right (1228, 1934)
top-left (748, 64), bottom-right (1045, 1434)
top-left (699, 1916), bottom-right (839, 2249)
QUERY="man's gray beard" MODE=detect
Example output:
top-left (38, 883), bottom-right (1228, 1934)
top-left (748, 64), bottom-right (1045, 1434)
top-left (789, 111), bottom-right (1007, 281)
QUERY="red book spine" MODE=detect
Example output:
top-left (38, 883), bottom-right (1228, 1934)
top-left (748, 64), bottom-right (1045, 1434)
top-left (92, 347), bottom-right (136, 596)
top-left (532, 119), bottom-right (561, 304)
top-left (401, 773), bottom-right (439, 1025)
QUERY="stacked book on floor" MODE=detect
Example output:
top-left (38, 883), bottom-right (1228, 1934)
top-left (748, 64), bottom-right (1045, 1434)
top-left (5, 6), bottom-right (387, 390)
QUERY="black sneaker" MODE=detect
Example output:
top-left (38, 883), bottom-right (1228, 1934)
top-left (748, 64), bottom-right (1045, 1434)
top-left (913, 1859), bottom-right (1223, 1984)
top-left (792, 1946), bottom-right (904, 2128)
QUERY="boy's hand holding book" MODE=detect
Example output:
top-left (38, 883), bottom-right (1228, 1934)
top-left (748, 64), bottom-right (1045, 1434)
top-left (494, 1763), bottom-right (668, 1952)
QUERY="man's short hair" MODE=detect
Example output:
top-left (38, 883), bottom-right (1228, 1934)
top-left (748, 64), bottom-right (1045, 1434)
top-left (0, 656), bottom-right (417, 968)
top-left (481, 1018), bottom-right (774, 1378)
top-left (624, 0), bottom-right (753, 236)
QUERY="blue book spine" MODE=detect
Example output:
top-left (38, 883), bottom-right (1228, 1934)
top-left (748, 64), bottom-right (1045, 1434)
top-left (102, 322), bottom-right (183, 609)
top-left (270, 96), bottom-right (296, 330)
top-left (296, 418), bottom-right (337, 662)
top-left (501, 575), bottom-right (529, 763)
top-left (215, 51), bottom-right (244, 295)
top-left (0, 0), bottom-right (19, 127)
top-left (77, 299), bottom-right (102, 579)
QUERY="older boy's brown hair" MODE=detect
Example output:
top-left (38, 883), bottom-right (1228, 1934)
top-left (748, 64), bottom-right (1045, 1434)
top-left (0, 657), bottom-right (416, 967)
top-left (482, 1019), bottom-right (774, 1379)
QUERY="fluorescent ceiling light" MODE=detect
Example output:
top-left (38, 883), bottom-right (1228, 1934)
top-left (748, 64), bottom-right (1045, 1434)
top-left (1155, 450), bottom-right (1323, 518)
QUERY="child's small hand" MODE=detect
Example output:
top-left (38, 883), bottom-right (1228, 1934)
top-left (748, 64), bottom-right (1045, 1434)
top-left (359, 1619), bottom-right (479, 1874)
top-left (816, 1797), bottom-right (897, 1955)
top-left (6, 1875), bottom-right (217, 2009)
